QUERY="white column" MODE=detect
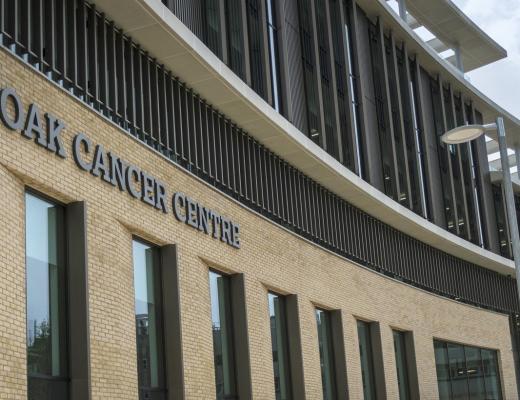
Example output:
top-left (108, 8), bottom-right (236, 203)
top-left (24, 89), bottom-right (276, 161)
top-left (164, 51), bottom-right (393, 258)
top-left (398, 0), bottom-right (407, 21)
top-left (454, 45), bottom-right (464, 73)
top-left (516, 146), bottom-right (520, 180)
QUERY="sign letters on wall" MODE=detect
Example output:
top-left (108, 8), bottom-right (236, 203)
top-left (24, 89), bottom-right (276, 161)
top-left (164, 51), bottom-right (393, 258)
top-left (0, 87), bottom-right (241, 249)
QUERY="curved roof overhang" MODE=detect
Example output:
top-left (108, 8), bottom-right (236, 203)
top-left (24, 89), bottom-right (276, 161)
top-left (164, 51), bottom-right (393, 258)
top-left (92, 0), bottom-right (516, 276)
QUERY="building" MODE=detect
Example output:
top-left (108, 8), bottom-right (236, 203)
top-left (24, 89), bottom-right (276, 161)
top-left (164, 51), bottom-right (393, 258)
top-left (0, 0), bottom-right (519, 398)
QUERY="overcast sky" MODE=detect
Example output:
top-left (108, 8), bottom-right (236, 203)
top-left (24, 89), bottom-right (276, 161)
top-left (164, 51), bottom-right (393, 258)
top-left (451, 0), bottom-right (520, 119)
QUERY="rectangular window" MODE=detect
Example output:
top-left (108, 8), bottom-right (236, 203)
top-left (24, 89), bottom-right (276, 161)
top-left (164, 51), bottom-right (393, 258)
top-left (357, 320), bottom-right (377, 400)
top-left (26, 192), bottom-right (69, 399)
top-left (268, 292), bottom-right (292, 400)
top-left (434, 339), bottom-right (503, 400)
top-left (266, 0), bottom-right (282, 113)
top-left (316, 309), bottom-right (337, 400)
top-left (209, 270), bottom-right (237, 399)
top-left (492, 184), bottom-right (511, 258)
top-left (133, 240), bottom-right (166, 399)
top-left (393, 330), bottom-right (411, 400)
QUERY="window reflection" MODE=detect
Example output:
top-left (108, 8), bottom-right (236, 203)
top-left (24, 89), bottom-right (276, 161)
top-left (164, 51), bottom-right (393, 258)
top-left (26, 192), bottom-right (68, 399)
top-left (357, 320), bottom-right (377, 400)
top-left (268, 292), bottom-right (292, 400)
top-left (133, 240), bottom-right (165, 399)
top-left (434, 340), bottom-right (503, 400)
top-left (209, 270), bottom-right (237, 399)
top-left (316, 309), bottom-right (336, 400)
top-left (393, 330), bottom-right (411, 400)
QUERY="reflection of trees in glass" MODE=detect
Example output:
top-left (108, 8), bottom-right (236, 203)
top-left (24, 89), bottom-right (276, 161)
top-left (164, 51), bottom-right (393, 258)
top-left (27, 319), bottom-right (51, 374)
top-left (136, 314), bottom-right (151, 390)
top-left (133, 240), bottom-right (165, 400)
top-left (209, 271), bottom-right (236, 400)
top-left (212, 325), bottom-right (224, 397)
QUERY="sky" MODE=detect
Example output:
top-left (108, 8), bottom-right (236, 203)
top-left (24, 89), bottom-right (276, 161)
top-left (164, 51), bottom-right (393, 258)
top-left (451, 0), bottom-right (520, 119)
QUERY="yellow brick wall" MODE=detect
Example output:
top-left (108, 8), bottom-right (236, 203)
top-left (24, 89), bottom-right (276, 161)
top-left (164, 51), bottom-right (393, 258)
top-left (0, 48), bottom-right (517, 399)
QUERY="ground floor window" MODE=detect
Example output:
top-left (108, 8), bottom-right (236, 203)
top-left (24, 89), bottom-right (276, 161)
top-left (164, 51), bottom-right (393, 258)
top-left (209, 270), bottom-right (237, 399)
top-left (393, 330), bottom-right (411, 400)
top-left (316, 309), bottom-right (337, 400)
top-left (26, 192), bottom-right (68, 399)
top-left (357, 320), bottom-right (377, 400)
top-left (133, 240), bottom-right (166, 399)
top-left (268, 292), bottom-right (292, 400)
top-left (434, 339), bottom-right (502, 400)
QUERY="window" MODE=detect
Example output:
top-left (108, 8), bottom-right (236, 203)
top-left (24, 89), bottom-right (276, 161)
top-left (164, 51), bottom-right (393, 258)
top-left (343, 6), bottom-right (364, 177)
top-left (209, 270), bottom-right (237, 399)
top-left (393, 330), bottom-right (411, 400)
top-left (226, 0), bottom-right (246, 79)
top-left (26, 192), bottom-right (69, 399)
top-left (368, 22), bottom-right (397, 201)
top-left (298, 0), bottom-right (322, 146)
top-left (430, 79), bottom-right (456, 232)
top-left (316, 309), bottom-right (336, 400)
top-left (268, 292), bottom-right (292, 400)
top-left (247, 0), bottom-right (267, 98)
top-left (434, 340), bottom-right (503, 400)
top-left (133, 240), bottom-right (166, 399)
top-left (266, 0), bottom-right (282, 112)
top-left (492, 184), bottom-right (511, 258)
top-left (357, 320), bottom-right (377, 400)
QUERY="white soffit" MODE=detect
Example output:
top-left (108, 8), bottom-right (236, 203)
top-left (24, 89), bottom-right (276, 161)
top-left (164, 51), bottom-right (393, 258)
top-left (405, 0), bottom-right (507, 72)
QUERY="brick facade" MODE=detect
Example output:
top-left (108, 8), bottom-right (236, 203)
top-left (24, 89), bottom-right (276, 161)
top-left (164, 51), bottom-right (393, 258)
top-left (0, 48), bottom-right (516, 399)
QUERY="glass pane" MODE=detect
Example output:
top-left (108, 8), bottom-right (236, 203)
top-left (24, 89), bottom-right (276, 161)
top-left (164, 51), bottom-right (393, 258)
top-left (317, 309), bottom-right (336, 400)
top-left (393, 331), bottom-right (410, 400)
top-left (133, 240), bottom-right (164, 396)
top-left (357, 320), bottom-right (376, 400)
top-left (26, 192), bottom-right (68, 399)
top-left (209, 271), bottom-right (237, 399)
top-left (481, 349), bottom-right (502, 400)
top-left (464, 346), bottom-right (485, 400)
top-left (447, 343), bottom-right (469, 400)
top-left (268, 293), bottom-right (292, 400)
top-left (434, 340), bottom-right (452, 400)
top-left (26, 193), bottom-right (66, 377)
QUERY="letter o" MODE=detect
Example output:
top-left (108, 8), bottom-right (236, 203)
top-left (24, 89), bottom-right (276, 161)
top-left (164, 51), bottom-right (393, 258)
top-left (0, 88), bottom-right (24, 130)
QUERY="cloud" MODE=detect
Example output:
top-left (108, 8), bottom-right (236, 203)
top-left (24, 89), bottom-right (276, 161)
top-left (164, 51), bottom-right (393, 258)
top-left (452, 0), bottom-right (520, 119)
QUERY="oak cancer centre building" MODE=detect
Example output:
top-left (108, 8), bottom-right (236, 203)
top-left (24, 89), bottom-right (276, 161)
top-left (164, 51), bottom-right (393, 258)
top-left (0, 0), bottom-right (520, 399)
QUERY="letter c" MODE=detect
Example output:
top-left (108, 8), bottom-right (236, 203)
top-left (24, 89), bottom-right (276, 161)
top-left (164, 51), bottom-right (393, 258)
top-left (72, 132), bottom-right (93, 171)
top-left (172, 192), bottom-right (187, 223)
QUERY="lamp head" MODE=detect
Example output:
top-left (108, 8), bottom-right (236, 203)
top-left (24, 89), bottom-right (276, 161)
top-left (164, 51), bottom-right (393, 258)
top-left (441, 124), bottom-right (485, 144)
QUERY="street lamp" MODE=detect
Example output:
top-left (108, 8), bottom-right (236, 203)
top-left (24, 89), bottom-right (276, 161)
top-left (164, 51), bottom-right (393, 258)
top-left (442, 117), bottom-right (520, 305)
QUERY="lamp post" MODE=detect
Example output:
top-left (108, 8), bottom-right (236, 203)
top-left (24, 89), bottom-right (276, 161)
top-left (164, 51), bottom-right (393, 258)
top-left (442, 117), bottom-right (520, 305)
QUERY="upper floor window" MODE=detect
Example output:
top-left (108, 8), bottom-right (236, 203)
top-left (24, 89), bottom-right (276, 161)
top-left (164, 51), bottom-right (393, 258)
top-left (266, 0), bottom-right (282, 113)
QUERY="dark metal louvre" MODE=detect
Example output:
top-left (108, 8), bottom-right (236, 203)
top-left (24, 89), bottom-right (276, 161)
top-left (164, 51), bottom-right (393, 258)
top-left (0, 0), bottom-right (518, 315)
